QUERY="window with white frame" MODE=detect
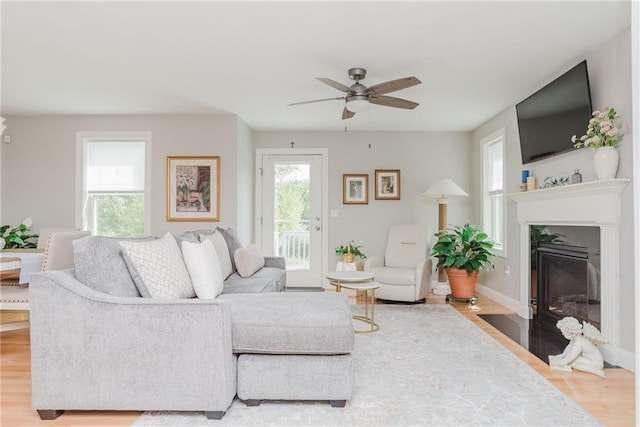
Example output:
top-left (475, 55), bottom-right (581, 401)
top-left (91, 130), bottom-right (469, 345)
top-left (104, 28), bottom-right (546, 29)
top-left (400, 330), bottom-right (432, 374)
top-left (77, 132), bottom-right (151, 237)
top-left (481, 128), bottom-right (506, 257)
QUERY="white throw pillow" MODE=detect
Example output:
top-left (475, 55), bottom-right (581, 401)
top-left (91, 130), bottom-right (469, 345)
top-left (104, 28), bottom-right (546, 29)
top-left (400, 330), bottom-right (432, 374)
top-left (181, 239), bottom-right (224, 299)
top-left (119, 232), bottom-right (195, 299)
top-left (202, 231), bottom-right (233, 279)
top-left (234, 244), bottom-right (265, 278)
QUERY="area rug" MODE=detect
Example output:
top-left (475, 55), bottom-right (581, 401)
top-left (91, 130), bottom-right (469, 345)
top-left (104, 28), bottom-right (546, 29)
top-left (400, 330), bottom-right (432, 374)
top-left (133, 304), bottom-right (601, 426)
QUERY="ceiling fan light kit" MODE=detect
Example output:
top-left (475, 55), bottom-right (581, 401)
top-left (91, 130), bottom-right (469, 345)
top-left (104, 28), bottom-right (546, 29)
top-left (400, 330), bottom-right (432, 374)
top-left (346, 95), bottom-right (370, 113)
top-left (290, 67), bottom-right (422, 120)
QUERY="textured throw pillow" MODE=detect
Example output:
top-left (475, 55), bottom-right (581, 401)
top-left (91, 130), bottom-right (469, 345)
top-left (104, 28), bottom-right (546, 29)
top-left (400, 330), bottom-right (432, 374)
top-left (119, 232), bottom-right (195, 299)
top-left (182, 239), bottom-right (224, 299)
top-left (234, 244), bottom-right (265, 278)
top-left (218, 227), bottom-right (243, 273)
top-left (74, 235), bottom-right (156, 297)
top-left (202, 231), bottom-right (233, 279)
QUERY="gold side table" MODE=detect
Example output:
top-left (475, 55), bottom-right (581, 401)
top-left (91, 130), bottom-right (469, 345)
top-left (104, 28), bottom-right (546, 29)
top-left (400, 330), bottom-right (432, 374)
top-left (326, 271), bottom-right (379, 333)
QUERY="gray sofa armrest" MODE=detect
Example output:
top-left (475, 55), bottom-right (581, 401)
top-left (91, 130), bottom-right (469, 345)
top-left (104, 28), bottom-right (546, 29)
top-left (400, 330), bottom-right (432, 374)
top-left (264, 256), bottom-right (285, 269)
top-left (30, 270), bottom-right (236, 414)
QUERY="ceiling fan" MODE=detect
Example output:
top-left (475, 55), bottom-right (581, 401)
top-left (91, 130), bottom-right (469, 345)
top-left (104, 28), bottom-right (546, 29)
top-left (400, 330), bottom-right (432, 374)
top-left (289, 68), bottom-right (422, 120)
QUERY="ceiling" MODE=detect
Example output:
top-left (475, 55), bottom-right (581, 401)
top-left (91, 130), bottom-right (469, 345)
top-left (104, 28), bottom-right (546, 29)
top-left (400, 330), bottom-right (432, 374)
top-left (0, 1), bottom-right (631, 132)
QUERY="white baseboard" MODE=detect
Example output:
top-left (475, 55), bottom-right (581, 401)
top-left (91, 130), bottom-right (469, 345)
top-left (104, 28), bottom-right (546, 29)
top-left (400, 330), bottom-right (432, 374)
top-left (601, 344), bottom-right (636, 372)
top-left (475, 283), bottom-right (526, 317)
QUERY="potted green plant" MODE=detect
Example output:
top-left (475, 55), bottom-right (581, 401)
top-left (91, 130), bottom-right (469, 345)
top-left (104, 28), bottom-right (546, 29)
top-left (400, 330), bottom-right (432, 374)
top-left (430, 223), bottom-right (496, 299)
top-left (334, 241), bottom-right (366, 263)
top-left (1, 217), bottom-right (39, 250)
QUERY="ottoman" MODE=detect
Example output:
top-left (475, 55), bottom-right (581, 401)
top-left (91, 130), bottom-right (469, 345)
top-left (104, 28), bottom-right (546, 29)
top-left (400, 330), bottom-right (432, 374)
top-left (219, 292), bottom-right (355, 407)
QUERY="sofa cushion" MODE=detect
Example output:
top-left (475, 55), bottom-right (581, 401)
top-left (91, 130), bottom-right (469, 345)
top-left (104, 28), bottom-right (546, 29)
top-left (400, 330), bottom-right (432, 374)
top-left (73, 235), bottom-right (155, 297)
top-left (202, 232), bottom-right (233, 279)
top-left (222, 267), bottom-right (286, 294)
top-left (217, 227), bottom-right (243, 272)
top-left (234, 244), bottom-right (265, 278)
top-left (182, 239), bottom-right (224, 299)
top-left (174, 230), bottom-right (200, 249)
top-left (221, 276), bottom-right (278, 294)
top-left (218, 293), bottom-right (354, 355)
top-left (120, 232), bottom-right (195, 299)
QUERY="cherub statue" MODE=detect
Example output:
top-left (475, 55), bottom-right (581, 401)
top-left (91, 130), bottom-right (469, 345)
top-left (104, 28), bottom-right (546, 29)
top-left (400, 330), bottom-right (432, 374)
top-left (548, 316), bottom-right (606, 378)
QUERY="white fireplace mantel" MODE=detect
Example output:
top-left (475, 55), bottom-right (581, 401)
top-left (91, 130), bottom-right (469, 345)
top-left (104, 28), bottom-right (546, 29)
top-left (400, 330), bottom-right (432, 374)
top-left (509, 178), bottom-right (630, 226)
top-left (509, 178), bottom-right (630, 365)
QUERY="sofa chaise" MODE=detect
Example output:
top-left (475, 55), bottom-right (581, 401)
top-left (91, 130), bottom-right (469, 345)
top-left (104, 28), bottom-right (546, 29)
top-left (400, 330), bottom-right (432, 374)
top-left (30, 230), bottom-right (354, 420)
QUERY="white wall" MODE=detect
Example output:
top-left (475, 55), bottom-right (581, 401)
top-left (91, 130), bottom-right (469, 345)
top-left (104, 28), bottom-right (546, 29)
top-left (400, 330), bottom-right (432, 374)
top-left (0, 114), bottom-right (241, 235)
top-left (236, 118), bottom-right (254, 244)
top-left (253, 131), bottom-right (473, 263)
top-left (472, 28), bottom-right (634, 353)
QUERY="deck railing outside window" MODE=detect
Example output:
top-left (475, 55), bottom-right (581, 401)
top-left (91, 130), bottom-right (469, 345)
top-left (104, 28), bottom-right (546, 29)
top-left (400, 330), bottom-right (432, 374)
top-left (274, 220), bottom-right (310, 269)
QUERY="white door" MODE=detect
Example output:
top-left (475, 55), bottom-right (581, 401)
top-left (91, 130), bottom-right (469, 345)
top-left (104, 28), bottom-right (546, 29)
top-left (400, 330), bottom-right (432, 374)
top-left (258, 153), bottom-right (324, 287)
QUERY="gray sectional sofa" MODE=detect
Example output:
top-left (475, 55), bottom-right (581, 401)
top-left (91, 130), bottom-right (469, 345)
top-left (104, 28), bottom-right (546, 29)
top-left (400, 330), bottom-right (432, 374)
top-left (30, 232), bottom-right (354, 420)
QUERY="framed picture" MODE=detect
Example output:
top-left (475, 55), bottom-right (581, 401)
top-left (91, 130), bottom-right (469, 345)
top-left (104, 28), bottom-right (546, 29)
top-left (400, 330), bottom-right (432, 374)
top-left (166, 156), bottom-right (220, 222)
top-left (375, 169), bottom-right (401, 200)
top-left (343, 174), bottom-right (368, 204)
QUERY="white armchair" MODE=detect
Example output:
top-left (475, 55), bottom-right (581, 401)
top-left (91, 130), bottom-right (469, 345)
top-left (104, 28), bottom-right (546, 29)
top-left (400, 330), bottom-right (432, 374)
top-left (0, 229), bottom-right (90, 332)
top-left (41, 230), bottom-right (91, 271)
top-left (364, 224), bottom-right (432, 303)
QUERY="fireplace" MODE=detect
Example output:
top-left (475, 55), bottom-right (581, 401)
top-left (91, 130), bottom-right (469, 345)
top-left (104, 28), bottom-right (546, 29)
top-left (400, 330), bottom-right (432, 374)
top-left (536, 241), bottom-right (600, 333)
top-left (509, 179), bottom-right (629, 367)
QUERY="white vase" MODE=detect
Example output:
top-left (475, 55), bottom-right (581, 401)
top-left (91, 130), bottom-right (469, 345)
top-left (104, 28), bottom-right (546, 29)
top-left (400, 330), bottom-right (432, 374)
top-left (593, 146), bottom-right (619, 180)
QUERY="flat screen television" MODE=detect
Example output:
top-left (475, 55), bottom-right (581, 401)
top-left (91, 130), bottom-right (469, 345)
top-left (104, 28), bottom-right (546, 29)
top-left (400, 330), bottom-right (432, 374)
top-left (516, 60), bottom-right (593, 164)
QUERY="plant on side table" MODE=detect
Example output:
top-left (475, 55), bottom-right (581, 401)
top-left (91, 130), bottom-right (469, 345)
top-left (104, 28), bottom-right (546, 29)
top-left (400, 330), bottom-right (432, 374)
top-left (1, 217), bottom-right (38, 250)
top-left (334, 241), bottom-right (366, 263)
top-left (430, 223), bottom-right (496, 299)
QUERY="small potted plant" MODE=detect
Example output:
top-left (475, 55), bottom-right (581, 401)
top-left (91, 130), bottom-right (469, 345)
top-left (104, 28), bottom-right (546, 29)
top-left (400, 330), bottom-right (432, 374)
top-left (430, 223), bottom-right (496, 299)
top-left (334, 241), bottom-right (366, 263)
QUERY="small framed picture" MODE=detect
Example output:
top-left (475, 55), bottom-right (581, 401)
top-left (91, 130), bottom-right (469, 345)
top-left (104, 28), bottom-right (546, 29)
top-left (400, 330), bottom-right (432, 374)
top-left (167, 156), bottom-right (220, 222)
top-left (343, 174), bottom-right (368, 204)
top-left (375, 169), bottom-right (401, 200)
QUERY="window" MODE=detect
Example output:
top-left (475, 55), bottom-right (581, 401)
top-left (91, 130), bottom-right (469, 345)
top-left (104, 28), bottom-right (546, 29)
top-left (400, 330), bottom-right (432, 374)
top-left (76, 132), bottom-right (151, 237)
top-left (481, 128), bottom-right (506, 257)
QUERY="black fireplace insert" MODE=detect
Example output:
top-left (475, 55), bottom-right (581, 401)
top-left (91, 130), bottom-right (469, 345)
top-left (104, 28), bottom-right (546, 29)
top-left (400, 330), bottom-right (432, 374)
top-left (536, 242), bottom-right (600, 333)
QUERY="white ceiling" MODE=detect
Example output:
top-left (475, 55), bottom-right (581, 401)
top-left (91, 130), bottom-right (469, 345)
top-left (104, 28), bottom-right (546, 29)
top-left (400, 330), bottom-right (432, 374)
top-left (0, 1), bottom-right (631, 132)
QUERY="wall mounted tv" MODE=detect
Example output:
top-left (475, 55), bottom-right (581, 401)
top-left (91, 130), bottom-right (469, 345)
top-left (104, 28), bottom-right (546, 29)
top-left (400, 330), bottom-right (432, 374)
top-left (516, 60), bottom-right (593, 164)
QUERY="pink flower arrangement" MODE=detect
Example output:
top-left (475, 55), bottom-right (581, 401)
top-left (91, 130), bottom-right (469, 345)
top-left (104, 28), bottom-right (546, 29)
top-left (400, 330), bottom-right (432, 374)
top-left (572, 106), bottom-right (624, 149)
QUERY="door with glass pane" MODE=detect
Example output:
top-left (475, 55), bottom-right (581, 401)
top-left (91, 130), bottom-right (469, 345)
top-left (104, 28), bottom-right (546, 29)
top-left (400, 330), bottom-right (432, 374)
top-left (259, 154), bottom-right (323, 287)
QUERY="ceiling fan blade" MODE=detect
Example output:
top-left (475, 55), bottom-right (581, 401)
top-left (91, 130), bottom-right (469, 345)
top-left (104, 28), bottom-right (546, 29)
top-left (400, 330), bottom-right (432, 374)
top-left (288, 96), bottom-right (345, 106)
top-left (342, 107), bottom-right (355, 120)
top-left (365, 76), bottom-right (421, 95)
top-left (317, 77), bottom-right (352, 93)
top-left (370, 95), bottom-right (419, 110)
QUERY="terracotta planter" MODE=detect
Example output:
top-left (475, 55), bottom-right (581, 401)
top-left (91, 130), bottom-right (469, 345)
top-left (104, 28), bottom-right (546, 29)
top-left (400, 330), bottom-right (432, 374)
top-left (446, 268), bottom-right (479, 299)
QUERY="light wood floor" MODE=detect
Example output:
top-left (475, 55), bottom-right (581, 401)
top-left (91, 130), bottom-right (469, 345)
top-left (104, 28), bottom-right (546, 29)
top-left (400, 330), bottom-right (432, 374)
top-left (1, 295), bottom-right (635, 427)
